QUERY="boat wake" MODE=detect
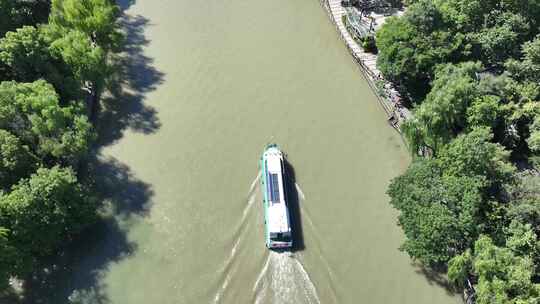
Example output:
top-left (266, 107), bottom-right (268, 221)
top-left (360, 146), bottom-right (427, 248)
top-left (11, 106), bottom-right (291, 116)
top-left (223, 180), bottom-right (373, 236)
top-left (243, 171), bottom-right (261, 219)
top-left (213, 172), bottom-right (261, 304)
top-left (295, 183), bottom-right (306, 201)
top-left (253, 251), bottom-right (321, 304)
top-left (213, 173), bottom-right (322, 304)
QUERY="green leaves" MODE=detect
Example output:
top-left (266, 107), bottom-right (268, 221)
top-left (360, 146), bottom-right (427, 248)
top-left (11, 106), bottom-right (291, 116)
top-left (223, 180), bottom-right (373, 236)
top-left (388, 128), bottom-right (514, 265)
top-left (50, 0), bottom-right (122, 51)
top-left (402, 62), bottom-right (482, 153)
top-left (376, 0), bottom-right (468, 97)
top-left (0, 130), bottom-right (36, 188)
top-left (471, 236), bottom-right (540, 304)
top-left (0, 0), bottom-right (121, 291)
top-left (0, 25), bottom-right (80, 100)
top-left (377, 0), bottom-right (540, 99)
top-left (0, 26), bottom-right (55, 81)
top-left (447, 249), bottom-right (472, 286)
top-left (469, 12), bottom-right (530, 67)
top-left (0, 0), bottom-right (50, 37)
top-left (528, 116), bottom-right (540, 153)
top-left (0, 166), bottom-right (97, 275)
top-left (388, 158), bottom-right (480, 265)
top-left (0, 80), bottom-right (94, 163)
top-left (48, 28), bottom-right (108, 93)
top-left (381, 1), bottom-right (540, 301)
top-left (438, 127), bottom-right (514, 185)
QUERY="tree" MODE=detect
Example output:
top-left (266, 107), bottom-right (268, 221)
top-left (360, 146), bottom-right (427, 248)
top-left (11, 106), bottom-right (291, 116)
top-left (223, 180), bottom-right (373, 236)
top-left (46, 28), bottom-right (109, 117)
top-left (47, 0), bottom-right (121, 118)
top-left (388, 129), bottom-right (514, 265)
top-left (435, 0), bottom-right (496, 32)
top-left (0, 26), bottom-right (54, 81)
top-left (528, 116), bottom-right (540, 154)
top-left (438, 127), bottom-right (514, 189)
top-left (0, 80), bottom-right (94, 164)
top-left (469, 12), bottom-right (530, 67)
top-left (402, 62), bottom-right (482, 153)
top-left (500, 0), bottom-right (540, 33)
top-left (0, 130), bottom-right (36, 189)
top-left (48, 29), bottom-right (108, 89)
top-left (466, 95), bottom-right (505, 130)
top-left (506, 36), bottom-right (540, 83)
top-left (447, 248), bottom-right (472, 287)
top-left (505, 221), bottom-right (538, 257)
top-left (503, 37), bottom-right (540, 159)
top-left (376, 0), bottom-right (467, 98)
top-left (0, 227), bottom-right (16, 290)
top-left (0, 166), bottom-right (96, 275)
top-left (379, 0), bottom-right (540, 301)
top-left (49, 0), bottom-right (121, 51)
top-left (0, 25), bottom-right (79, 99)
top-left (506, 170), bottom-right (540, 232)
top-left (453, 235), bottom-right (540, 304)
top-left (0, 0), bottom-right (51, 37)
top-left (388, 158), bottom-right (483, 265)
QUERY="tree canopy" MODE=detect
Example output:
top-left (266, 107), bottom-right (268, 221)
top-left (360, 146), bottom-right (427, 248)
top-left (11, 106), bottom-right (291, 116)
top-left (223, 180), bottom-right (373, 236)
top-left (380, 0), bottom-right (540, 301)
top-left (388, 128), bottom-right (514, 265)
top-left (0, 0), bottom-right (121, 292)
top-left (376, 0), bottom-right (467, 97)
top-left (448, 235), bottom-right (540, 304)
top-left (0, 80), bottom-right (94, 164)
top-left (49, 0), bottom-right (122, 51)
top-left (0, 0), bottom-right (51, 37)
top-left (0, 166), bottom-right (96, 275)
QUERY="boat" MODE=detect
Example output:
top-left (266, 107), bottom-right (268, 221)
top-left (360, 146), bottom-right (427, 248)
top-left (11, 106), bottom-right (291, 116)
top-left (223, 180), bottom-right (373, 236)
top-left (260, 143), bottom-right (293, 249)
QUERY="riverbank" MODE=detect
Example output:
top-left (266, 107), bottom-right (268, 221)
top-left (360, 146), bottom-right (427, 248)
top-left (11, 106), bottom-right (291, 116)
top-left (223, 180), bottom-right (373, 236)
top-left (319, 0), bottom-right (410, 132)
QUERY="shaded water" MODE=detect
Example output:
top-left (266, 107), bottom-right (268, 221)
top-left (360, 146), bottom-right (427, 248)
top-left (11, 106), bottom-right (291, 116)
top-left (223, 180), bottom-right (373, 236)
top-left (23, 0), bottom-right (460, 303)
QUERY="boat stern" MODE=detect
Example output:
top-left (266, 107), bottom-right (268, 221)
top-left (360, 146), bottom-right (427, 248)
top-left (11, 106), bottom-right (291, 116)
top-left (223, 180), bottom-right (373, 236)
top-left (267, 240), bottom-right (293, 249)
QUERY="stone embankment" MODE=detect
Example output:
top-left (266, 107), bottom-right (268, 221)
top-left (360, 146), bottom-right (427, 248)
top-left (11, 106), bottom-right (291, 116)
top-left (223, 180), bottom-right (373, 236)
top-left (319, 0), bottom-right (410, 132)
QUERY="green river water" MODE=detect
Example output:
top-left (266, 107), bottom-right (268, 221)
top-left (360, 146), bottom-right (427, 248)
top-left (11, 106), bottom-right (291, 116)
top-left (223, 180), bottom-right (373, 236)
top-left (24, 0), bottom-right (461, 303)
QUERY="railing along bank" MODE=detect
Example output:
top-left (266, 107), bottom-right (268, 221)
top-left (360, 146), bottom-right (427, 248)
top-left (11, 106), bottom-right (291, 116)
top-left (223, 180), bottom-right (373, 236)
top-left (318, 0), bottom-right (407, 133)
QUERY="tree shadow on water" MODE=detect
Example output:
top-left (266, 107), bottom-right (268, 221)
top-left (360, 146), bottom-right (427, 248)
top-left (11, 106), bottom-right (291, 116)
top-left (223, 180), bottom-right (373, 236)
top-left (11, 10), bottom-right (162, 304)
top-left (97, 13), bottom-right (164, 146)
top-left (412, 262), bottom-right (460, 297)
top-left (116, 0), bottom-right (137, 11)
top-left (17, 155), bottom-right (154, 304)
top-left (92, 156), bottom-right (154, 217)
top-left (283, 159), bottom-right (305, 252)
top-left (21, 218), bottom-right (135, 304)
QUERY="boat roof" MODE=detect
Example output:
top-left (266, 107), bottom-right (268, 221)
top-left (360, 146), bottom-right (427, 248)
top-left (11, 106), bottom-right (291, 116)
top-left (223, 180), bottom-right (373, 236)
top-left (264, 147), bottom-right (291, 234)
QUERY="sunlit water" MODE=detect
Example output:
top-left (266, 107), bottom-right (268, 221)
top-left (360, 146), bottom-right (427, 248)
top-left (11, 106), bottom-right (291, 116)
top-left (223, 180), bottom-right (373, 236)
top-left (26, 0), bottom-right (461, 303)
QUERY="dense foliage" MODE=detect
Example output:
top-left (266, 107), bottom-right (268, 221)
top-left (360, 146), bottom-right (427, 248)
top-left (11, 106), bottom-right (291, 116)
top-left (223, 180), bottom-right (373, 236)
top-left (0, 0), bottom-right (51, 37)
top-left (0, 0), bottom-right (121, 291)
top-left (379, 0), bottom-right (540, 301)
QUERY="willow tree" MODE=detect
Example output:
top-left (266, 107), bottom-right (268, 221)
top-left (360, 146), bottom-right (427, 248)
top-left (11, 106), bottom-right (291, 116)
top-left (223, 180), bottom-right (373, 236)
top-left (401, 62), bottom-right (482, 155)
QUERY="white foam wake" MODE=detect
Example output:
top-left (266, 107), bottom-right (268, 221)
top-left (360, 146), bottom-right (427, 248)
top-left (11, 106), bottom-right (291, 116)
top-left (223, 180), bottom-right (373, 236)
top-left (253, 252), bottom-right (321, 304)
top-left (213, 172), bottom-right (261, 304)
top-left (249, 171), bottom-right (262, 195)
top-left (295, 183), bottom-right (306, 201)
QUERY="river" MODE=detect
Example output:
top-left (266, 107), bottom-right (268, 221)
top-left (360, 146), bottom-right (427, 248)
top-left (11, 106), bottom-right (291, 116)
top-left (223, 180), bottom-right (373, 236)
top-left (24, 0), bottom-right (460, 303)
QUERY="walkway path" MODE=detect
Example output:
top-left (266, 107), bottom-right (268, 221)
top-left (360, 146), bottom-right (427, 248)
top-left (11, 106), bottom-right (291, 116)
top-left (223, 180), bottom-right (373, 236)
top-left (322, 0), bottom-right (411, 130)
